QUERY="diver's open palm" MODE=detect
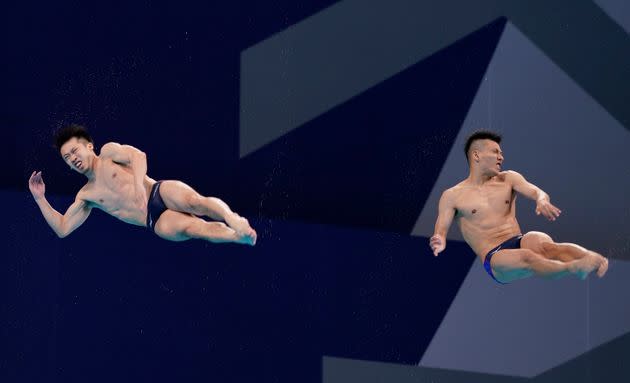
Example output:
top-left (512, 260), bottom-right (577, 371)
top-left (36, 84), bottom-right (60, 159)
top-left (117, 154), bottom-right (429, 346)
top-left (28, 171), bottom-right (46, 200)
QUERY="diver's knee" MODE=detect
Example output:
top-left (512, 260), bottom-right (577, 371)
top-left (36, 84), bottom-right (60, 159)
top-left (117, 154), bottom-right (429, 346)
top-left (520, 249), bottom-right (543, 266)
top-left (540, 241), bottom-right (559, 255)
top-left (185, 193), bottom-right (204, 211)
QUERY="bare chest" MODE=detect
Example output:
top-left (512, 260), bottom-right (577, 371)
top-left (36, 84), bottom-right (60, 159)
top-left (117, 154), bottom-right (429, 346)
top-left (83, 162), bottom-right (136, 209)
top-left (455, 184), bottom-right (515, 221)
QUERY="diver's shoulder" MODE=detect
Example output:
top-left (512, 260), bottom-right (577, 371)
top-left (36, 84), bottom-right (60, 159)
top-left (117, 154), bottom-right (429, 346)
top-left (443, 180), bottom-right (468, 199)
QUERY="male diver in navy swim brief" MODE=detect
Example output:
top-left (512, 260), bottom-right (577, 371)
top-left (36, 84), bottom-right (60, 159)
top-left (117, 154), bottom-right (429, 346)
top-left (429, 130), bottom-right (607, 283)
top-left (28, 124), bottom-right (257, 245)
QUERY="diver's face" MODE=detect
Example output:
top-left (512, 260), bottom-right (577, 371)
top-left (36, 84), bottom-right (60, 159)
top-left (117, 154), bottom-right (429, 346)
top-left (60, 137), bottom-right (94, 174)
top-left (475, 140), bottom-right (504, 176)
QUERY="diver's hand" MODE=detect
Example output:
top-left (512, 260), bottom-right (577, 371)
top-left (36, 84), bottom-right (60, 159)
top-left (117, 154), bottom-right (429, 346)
top-left (133, 184), bottom-right (148, 210)
top-left (28, 171), bottom-right (46, 201)
top-left (536, 198), bottom-right (561, 221)
top-left (430, 234), bottom-right (446, 257)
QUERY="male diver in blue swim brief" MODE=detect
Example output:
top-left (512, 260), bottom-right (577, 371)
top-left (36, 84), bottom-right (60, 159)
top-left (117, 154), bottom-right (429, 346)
top-left (483, 235), bottom-right (522, 284)
top-left (28, 124), bottom-right (257, 245)
top-left (429, 131), bottom-right (608, 284)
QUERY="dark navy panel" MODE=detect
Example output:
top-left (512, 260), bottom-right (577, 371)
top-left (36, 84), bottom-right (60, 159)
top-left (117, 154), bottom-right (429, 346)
top-left (0, 1), bottom-right (524, 383)
top-left (1, 191), bottom-right (474, 383)
top-left (236, 18), bottom-right (505, 232)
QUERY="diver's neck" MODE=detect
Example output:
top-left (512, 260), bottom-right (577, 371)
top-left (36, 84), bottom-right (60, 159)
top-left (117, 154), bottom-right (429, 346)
top-left (83, 155), bottom-right (99, 181)
top-left (468, 168), bottom-right (494, 186)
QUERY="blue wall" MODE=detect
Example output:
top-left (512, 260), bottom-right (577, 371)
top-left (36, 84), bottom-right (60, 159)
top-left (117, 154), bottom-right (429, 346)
top-left (2, 1), bottom-right (629, 382)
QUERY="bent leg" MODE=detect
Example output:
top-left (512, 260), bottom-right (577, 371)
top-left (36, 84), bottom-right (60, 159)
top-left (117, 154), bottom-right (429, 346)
top-left (157, 180), bottom-right (232, 220)
top-left (490, 248), bottom-right (599, 283)
top-left (521, 231), bottom-right (608, 277)
top-left (153, 210), bottom-right (254, 245)
top-left (157, 180), bottom-right (257, 244)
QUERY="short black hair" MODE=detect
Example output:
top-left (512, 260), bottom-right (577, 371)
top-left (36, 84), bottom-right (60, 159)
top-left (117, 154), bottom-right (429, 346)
top-left (464, 130), bottom-right (502, 163)
top-left (54, 124), bottom-right (94, 151)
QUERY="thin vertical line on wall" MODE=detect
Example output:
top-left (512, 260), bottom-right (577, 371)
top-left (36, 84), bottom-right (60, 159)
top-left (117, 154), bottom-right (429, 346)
top-left (488, 72), bottom-right (492, 130)
top-left (587, 277), bottom-right (592, 380)
top-left (587, 278), bottom-right (590, 347)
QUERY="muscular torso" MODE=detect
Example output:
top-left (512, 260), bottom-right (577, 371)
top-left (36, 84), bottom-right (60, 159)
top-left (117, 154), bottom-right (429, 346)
top-left (450, 173), bottom-right (521, 259)
top-left (78, 158), bottom-right (156, 226)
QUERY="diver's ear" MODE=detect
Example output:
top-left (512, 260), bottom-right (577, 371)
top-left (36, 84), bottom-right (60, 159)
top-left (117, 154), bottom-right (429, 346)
top-left (87, 142), bottom-right (94, 151)
top-left (472, 149), bottom-right (480, 163)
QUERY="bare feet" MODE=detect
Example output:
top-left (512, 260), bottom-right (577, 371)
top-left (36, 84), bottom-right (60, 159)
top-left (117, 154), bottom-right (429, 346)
top-left (227, 215), bottom-right (257, 246)
top-left (590, 251), bottom-right (609, 278)
top-left (236, 227), bottom-right (257, 246)
top-left (571, 255), bottom-right (600, 280)
top-left (227, 214), bottom-right (250, 233)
